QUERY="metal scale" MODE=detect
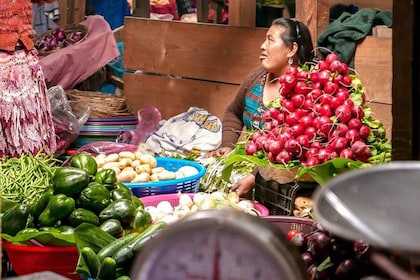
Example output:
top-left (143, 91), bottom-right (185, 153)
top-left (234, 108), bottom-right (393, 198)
top-left (129, 209), bottom-right (307, 280)
top-left (129, 161), bottom-right (420, 280)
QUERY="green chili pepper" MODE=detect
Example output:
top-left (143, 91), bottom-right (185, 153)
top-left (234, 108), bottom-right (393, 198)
top-left (70, 153), bottom-right (98, 176)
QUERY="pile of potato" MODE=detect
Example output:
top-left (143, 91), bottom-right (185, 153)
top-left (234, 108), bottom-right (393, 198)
top-left (94, 151), bottom-right (198, 183)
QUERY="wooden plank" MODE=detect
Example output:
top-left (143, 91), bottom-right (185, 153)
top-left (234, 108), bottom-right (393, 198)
top-left (295, 0), bottom-right (329, 48)
top-left (354, 36), bottom-right (392, 104)
top-left (124, 73), bottom-right (239, 120)
top-left (124, 17), bottom-right (267, 85)
top-left (229, 0), bottom-right (256, 27)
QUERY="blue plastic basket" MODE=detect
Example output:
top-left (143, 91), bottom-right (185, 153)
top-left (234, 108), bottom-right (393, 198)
top-left (125, 157), bottom-right (206, 197)
top-left (107, 42), bottom-right (133, 79)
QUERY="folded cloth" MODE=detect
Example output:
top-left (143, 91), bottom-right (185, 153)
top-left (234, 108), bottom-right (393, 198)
top-left (39, 15), bottom-right (119, 89)
top-left (317, 8), bottom-right (392, 68)
top-left (146, 107), bottom-right (222, 159)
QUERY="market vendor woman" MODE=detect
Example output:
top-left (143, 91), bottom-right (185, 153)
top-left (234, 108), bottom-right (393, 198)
top-left (0, 0), bottom-right (57, 158)
top-left (207, 18), bottom-right (314, 197)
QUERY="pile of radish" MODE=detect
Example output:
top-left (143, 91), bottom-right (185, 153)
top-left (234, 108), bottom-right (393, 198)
top-left (244, 53), bottom-right (391, 167)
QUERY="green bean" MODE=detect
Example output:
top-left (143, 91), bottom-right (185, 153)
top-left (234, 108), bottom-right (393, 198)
top-left (0, 152), bottom-right (61, 205)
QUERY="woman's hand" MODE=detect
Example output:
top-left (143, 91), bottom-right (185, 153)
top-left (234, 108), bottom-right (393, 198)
top-left (206, 147), bottom-right (232, 158)
top-left (230, 174), bottom-right (255, 198)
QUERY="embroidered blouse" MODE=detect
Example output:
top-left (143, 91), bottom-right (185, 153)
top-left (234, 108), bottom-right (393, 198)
top-left (0, 0), bottom-right (53, 51)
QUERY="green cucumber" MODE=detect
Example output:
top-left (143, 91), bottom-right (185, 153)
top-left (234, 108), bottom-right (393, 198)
top-left (81, 246), bottom-right (101, 278)
top-left (97, 257), bottom-right (117, 280)
top-left (116, 276), bottom-right (131, 280)
top-left (97, 232), bottom-right (140, 261)
top-left (112, 221), bottom-right (167, 266)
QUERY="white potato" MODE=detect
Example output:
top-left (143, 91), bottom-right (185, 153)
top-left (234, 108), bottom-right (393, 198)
top-left (131, 172), bottom-right (151, 183)
top-left (119, 151), bottom-right (135, 160)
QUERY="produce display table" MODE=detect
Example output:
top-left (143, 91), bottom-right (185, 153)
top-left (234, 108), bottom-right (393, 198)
top-left (39, 15), bottom-right (119, 89)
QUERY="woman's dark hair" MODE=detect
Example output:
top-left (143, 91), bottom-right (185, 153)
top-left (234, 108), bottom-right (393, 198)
top-left (271, 18), bottom-right (314, 66)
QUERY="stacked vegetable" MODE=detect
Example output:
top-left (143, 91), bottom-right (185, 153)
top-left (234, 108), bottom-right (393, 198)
top-left (1, 153), bottom-right (167, 279)
top-left (223, 53), bottom-right (392, 184)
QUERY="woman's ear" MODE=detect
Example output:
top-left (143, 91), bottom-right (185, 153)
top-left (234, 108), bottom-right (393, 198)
top-left (288, 42), bottom-right (299, 58)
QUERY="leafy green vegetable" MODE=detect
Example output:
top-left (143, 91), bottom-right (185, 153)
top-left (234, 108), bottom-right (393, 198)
top-left (1, 231), bottom-right (75, 246)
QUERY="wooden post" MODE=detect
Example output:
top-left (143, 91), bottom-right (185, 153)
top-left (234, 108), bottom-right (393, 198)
top-left (133, 0), bottom-right (150, 18)
top-left (229, 0), bottom-right (256, 27)
top-left (295, 0), bottom-right (329, 47)
top-left (196, 0), bottom-right (209, 23)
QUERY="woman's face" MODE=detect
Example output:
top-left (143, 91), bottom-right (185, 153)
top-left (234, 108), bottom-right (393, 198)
top-left (260, 25), bottom-right (295, 77)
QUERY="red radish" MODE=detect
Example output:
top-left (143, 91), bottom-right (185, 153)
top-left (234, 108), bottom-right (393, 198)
top-left (318, 70), bottom-right (331, 85)
top-left (334, 123), bottom-right (349, 137)
top-left (281, 99), bottom-right (295, 113)
top-left (299, 114), bottom-right (314, 128)
top-left (351, 105), bottom-right (365, 119)
top-left (304, 126), bottom-right (317, 140)
top-left (296, 134), bottom-right (310, 149)
top-left (329, 96), bottom-right (345, 110)
top-left (284, 139), bottom-right (301, 155)
top-left (285, 112), bottom-right (300, 125)
top-left (340, 148), bottom-right (354, 159)
top-left (335, 88), bottom-right (350, 100)
top-left (290, 123), bottom-right (304, 137)
top-left (291, 94), bottom-right (305, 108)
top-left (309, 69), bottom-right (319, 83)
top-left (342, 74), bottom-right (352, 86)
top-left (348, 118), bottom-right (363, 130)
top-left (359, 125), bottom-right (371, 139)
top-left (245, 141), bottom-right (258, 155)
top-left (276, 150), bottom-right (292, 164)
top-left (324, 81), bottom-right (339, 94)
top-left (345, 128), bottom-right (361, 144)
top-left (335, 105), bottom-right (352, 123)
top-left (295, 81), bottom-right (311, 95)
top-left (318, 60), bottom-right (330, 71)
top-left (286, 66), bottom-right (298, 75)
top-left (268, 107), bottom-right (280, 120)
top-left (331, 137), bottom-right (349, 153)
top-left (325, 53), bottom-right (339, 64)
top-left (296, 70), bottom-right (309, 80)
top-left (329, 60), bottom-right (343, 73)
top-left (267, 140), bottom-right (283, 155)
top-left (303, 156), bottom-right (320, 166)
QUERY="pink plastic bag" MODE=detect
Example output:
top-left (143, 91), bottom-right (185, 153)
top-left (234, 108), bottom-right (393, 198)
top-left (116, 106), bottom-right (162, 145)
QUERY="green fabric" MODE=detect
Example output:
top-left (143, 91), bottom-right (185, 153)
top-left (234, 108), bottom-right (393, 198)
top-left (317, 8), bottom-right (392, 68)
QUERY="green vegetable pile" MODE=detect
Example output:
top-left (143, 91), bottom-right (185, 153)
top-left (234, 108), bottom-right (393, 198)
top-left (0, 152), bottom-right (60, 205)
top-left (1, 153), bottom-right (168, 280)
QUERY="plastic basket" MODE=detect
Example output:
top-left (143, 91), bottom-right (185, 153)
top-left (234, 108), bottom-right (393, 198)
top-left (2, 242), bottom-right (79, 280)
top-left (125, 158), bottom-right (206, 197)
top-left (254, 173), bottom-right (318, 216)
top-left (262, 216), bottom-right (315, 235)
top-left (140, 193), bottom-right (270, 216)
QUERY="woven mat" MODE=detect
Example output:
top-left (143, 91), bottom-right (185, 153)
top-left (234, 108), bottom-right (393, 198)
top-left (66, 90), bottom-right (134, 119)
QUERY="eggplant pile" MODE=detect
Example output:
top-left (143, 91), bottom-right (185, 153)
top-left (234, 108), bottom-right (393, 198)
top-left (34, 27), bottom-right (86, 52)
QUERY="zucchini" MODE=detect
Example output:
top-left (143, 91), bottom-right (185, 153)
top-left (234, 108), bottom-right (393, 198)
top-left (97, 257), bottom-right (117, 280)
top-left (112, 221), bottom-right (167, 266)
top-left (81, 247), bottom-right (101, 278)
top-left (97, 232), bottom-right (140, 261)
top-left (116, 276), bottom-right (131, 280)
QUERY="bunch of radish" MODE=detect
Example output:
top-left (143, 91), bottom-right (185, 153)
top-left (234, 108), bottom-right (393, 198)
top-left (244, 53), bottom-right (390, 167)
